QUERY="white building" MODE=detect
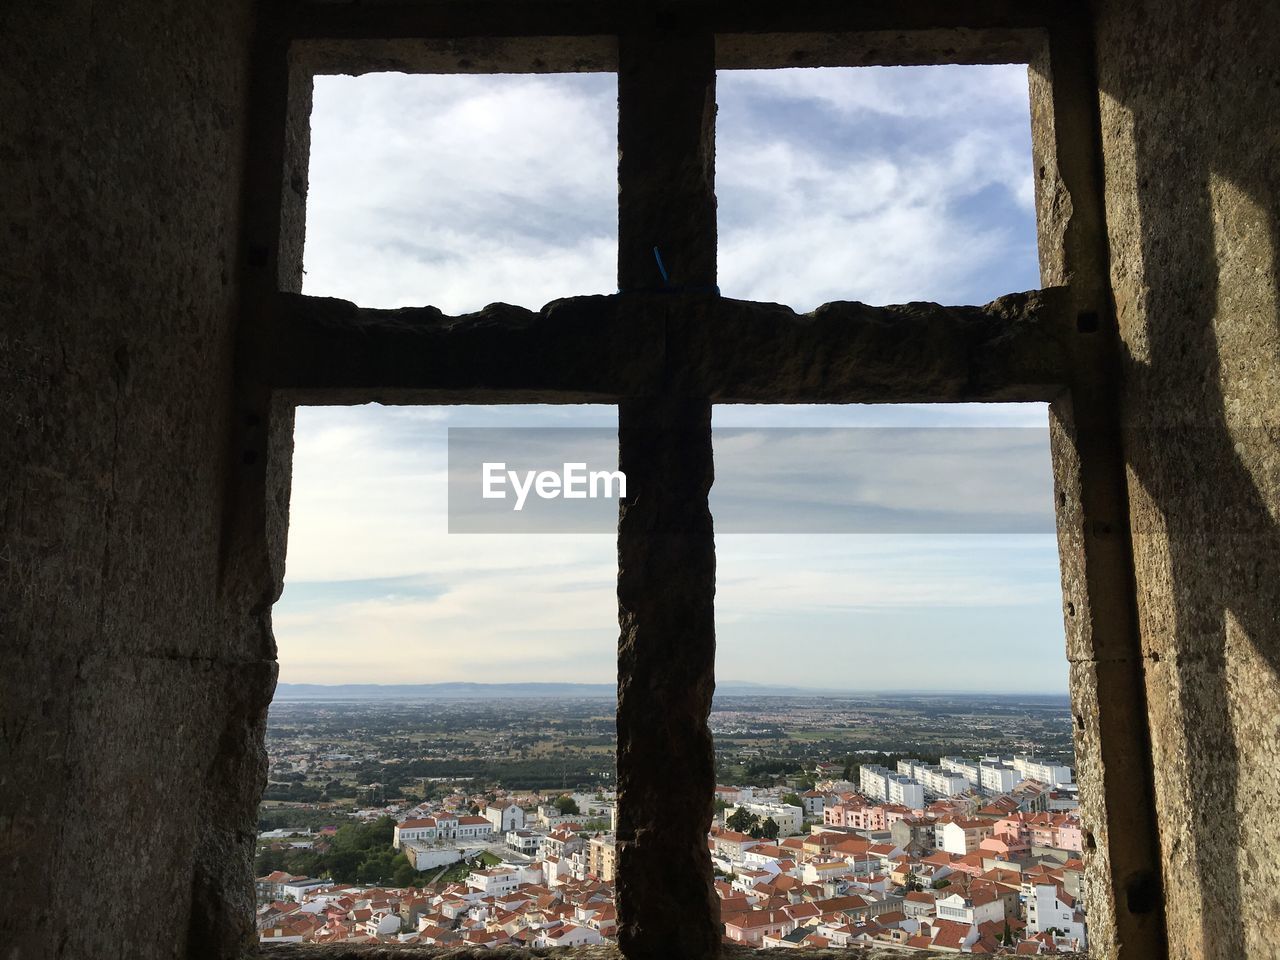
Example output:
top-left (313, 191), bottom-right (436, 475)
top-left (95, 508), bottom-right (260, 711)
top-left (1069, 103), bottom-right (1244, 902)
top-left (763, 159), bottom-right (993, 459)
top-left (535, 923), bottom-right (605, 947)
top-left (466, 867), bottom-right (522, 897)
top-left (801, 858), bottom-right (853, 885)
top-left (361, 911), bottom-right (401, 937)
top-left (394, 817), bottom-right (439, 849)
top-left (934, 892), bottom-right (1005, 927)
top-left (800, 790), bottom-right (827, 819)
top-left (940, 756), bottom-right (981, 787)
top-left (1012, 755), bottom-right (1074, 788)
top-left (897, 760), bottom-right (969, 798)
top-left (484, 800), bottom-right (526, 833)
top-left (278, 878), bottom-right (327, 901)
top-left (942, 755), bottom-right (1073, 792)
top-left (860, 765), bottom-right (925, 809)
top-left (938, 818), bottom-right (994, 855)
top-left (394, 813), bottom-right (492, 848)
top-left (506, 829), bottom-right (541, 855)
top-left (453, 815), bottom-right (494, 841)
top-left (978, 761), bottom-right (1019, 795)
top-left (725, 801), bottom-right (804, 837)
top-left (1026, 882), bottom-right (1087, 946)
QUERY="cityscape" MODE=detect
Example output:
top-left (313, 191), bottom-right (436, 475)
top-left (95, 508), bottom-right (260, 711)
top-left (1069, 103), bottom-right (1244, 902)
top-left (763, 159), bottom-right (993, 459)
top-left (256, 691), bottom-right (1084, 954)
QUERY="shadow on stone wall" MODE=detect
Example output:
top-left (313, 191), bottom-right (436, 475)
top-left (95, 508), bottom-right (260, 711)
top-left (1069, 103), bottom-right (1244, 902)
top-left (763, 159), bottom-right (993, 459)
top-left (1098, 2), bottom-right (1280, 957)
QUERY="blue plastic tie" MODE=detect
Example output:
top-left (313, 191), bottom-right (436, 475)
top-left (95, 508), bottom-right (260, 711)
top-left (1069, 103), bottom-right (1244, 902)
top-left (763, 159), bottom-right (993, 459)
top-left (652, 247), bottom-right (670, 286)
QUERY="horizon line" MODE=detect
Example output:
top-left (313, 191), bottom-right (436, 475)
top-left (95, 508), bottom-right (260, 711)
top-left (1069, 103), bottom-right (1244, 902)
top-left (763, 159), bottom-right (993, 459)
top-left (273, 680), bottom-right (1070, 696)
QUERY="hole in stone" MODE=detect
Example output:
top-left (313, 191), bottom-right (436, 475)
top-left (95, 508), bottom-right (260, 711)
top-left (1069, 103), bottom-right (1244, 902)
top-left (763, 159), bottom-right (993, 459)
top-left (266, 404), bottom-right (621, 902)
top-left (710, 401), bottom-right (1080, 942)
top-left (304, 72), bottom-right (617, 313)
top-left (1076, 310), bottom-right (1100, 333)
top-left (715, 64), bottom-right (1039, 311)
top-left (1125, 869), bottom-right (1159, 914)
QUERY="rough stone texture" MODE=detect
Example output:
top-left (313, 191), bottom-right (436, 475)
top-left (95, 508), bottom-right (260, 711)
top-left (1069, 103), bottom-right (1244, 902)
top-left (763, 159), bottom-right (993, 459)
top-left (258, 294), bottom-right (661, 403)
top-left (716, 27), bottom-right (1044, 68)
top-left (1091, 2), bottom-right (1280, 958)
top-left (259, 289), bottom-right (1068, 405)
top-left (1030, 21), bottom-right (1167, 959)
top-left (616, 394), bottom-right (719, 959)
top-left (0, 3), bottom-right (268, 960)
top-left (685, 290), bottom-right (1071, 402)
top-left (614, 27), bottom-right (722, 960)
top-left (6, 3), bottom-right (1278, 959)
top-left (295, 36), bottom-right (618, 76)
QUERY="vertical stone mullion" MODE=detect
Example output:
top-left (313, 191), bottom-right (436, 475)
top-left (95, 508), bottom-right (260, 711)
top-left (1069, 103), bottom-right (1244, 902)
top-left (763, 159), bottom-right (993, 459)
top-left (615, 27), bottom-right (721, 960)
top-left (1032, 19), bottom-right (1167, 960)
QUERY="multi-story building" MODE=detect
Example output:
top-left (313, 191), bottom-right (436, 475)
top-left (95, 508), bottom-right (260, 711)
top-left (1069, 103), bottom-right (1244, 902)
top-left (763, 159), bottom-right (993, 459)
top-left (726, 801), bottom-right (804, 837)
top-left (1025, 882), bottom-right (1087, 946)
top-left (859, 765), bottom-right (925, 809)
top-left (935, 890), bottom-right (1005, 927)
top-left (505, 829), bottom-right (541, 855)
top-left (466, 867), bottom-right (523, 897)
top-left (825, 801), bottom-right (887, 831)
top-left (799, 790), bottom-right (827, 819)
top-left (394, 813), bottom-right (493, 847)
top-left (394, 817), bottom-right (439, 849)
top-left (978, 761), bottom-right (1019, 795)
top-left (940, 756), bottom-right (981, 786)
top-left (897, 760), bottom-right (969, 797)
top-left (588, 834), bottom-right (617, 882)
top-left (1011, 756), bottom-right (1073, 787)
top-left (937, 817), bottom-right (995, 855)
top-left (890, 814), bottom-right (937, 854)
top-left (538, 826), bottom-right (585, 861)
top-left (941, 754), bottom-right (1073, 793)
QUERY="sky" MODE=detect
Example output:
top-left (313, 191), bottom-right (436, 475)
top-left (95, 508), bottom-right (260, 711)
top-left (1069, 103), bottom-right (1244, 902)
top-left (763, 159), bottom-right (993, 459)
top-left (276, 64), bottom-right (1068, 692)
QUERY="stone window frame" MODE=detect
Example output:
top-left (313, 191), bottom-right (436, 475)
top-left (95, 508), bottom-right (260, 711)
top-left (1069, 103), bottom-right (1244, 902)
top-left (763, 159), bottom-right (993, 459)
top-left (227, 4), bottom-right (1167, 958)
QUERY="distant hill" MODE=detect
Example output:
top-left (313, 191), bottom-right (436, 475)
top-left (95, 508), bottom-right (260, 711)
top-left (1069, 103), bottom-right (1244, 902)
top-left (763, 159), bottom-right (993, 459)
top-left (272, 680), bottom-right (845, 701)
top-left (272, 682), bottom-right (1070, 702)
top-left (274, 682), bottom-right (614, 700)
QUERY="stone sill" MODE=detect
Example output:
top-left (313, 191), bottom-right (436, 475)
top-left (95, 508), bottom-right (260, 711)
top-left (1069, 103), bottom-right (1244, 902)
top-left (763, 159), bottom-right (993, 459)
top-left (251, 945), bottom-right (1066, 959)
top-left (253, 945), bottom-right (1087, 959)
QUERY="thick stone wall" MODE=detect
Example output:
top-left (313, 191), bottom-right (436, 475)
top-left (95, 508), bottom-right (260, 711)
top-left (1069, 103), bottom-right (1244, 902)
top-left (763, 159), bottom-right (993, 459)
top-left (1092, 2), bottom-right (1280, 958)
top-left (0, 3), bottom-right (265, 959)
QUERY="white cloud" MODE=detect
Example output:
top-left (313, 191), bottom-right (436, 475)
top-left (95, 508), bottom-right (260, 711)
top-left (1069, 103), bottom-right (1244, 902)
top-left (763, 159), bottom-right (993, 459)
top-left (305, 73), bottom-right (617, 312)
top-left (716, 65), bottom-right (1038, 309)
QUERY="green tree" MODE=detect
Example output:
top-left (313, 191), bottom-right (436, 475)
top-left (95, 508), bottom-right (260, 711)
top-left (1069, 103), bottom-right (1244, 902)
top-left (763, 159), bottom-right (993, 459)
top-left (554, 795), bottom-right (580, 815)
top-left (726, 808), bottom-right (757, 834)
top-left (780, 792), bottom-right (803, 808)
top-left (393, 862), bottom-right (417, 888)
top-left (759, 817), bottom-right (780, 841)
top-left (324, 849), bottom-right (363, 882)
top-left (254, 846), bottom-right (286, 877)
